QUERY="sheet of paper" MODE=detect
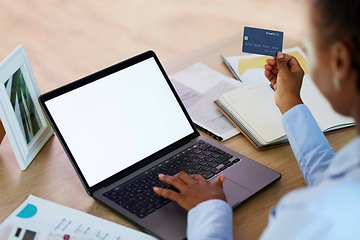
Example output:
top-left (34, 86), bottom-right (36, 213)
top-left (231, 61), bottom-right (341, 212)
top-left (170, 63), bottom-right (242, 141)
top-left (0, 195), bottom-right (156, 240)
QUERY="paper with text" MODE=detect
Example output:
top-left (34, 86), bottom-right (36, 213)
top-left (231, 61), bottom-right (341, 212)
top-left (0, 195), bottom-right (156, 240)
top-left (170, 63), bottom-right (242, 141)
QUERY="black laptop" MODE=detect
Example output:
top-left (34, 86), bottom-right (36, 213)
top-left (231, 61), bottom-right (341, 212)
top-left (38, 50), bottom-right (281, 240)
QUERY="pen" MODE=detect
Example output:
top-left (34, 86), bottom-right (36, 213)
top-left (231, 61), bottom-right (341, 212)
top-left (270, 83), bottom-right (275, 91)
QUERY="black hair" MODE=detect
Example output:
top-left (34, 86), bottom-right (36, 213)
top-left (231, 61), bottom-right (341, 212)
top-left (312, 0), bottom-right (360, 92)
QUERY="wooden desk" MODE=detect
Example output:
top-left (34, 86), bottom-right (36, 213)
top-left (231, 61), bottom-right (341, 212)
top-left (0, 33), bottom-right (356, 239)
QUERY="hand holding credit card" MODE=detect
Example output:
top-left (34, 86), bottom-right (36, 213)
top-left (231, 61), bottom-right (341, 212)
top-left (242, 26), bottom-right (284, 56)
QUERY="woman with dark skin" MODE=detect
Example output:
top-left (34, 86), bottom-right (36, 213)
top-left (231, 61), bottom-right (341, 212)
top-left (154, 0), bottom-right (360, 238)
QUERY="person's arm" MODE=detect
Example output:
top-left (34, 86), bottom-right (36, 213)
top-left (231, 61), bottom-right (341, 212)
top-left (261, 53), bottom-right (337, 240)
top-left (187, 200), bottom-right (232, 240)
top-left (283, 104), bottom-right (335, 185)
top-left (264, 52), bottom-right (335, 185)
top-left (260, 187), bottom-right (332, 240)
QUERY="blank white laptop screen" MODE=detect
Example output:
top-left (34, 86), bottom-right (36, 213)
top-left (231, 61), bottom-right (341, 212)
top-left (45, 58), bottom-right (194, 187)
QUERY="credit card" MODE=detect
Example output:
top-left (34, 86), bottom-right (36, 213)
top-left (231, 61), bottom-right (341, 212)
top-left (242, 26), bottom-right (284, 56)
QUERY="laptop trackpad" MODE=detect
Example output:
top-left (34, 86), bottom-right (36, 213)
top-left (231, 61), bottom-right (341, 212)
top-left (222, 177), bottom-right (252, 208)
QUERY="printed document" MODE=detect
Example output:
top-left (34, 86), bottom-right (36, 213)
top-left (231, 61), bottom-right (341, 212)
top-left (0, 195), bottom-right (156, 240)
top-left (170, 63), bottom-right (242, 141)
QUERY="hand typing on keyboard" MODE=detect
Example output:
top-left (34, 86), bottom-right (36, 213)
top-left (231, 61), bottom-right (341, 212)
top-left (153, 172), bottom-right (227, 211)
top-left (103, 141), bottom-right (236, 218)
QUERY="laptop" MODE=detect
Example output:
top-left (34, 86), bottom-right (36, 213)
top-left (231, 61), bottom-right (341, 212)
top-left (38, 50), bottom-right (281, 240)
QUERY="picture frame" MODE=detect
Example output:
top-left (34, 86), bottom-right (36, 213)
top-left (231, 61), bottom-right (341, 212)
top-left (0, 45), bottom-right (53, 170)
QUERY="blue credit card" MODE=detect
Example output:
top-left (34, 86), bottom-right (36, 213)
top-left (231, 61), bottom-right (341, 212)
top-left (242, 26), bottom-right (284, 56)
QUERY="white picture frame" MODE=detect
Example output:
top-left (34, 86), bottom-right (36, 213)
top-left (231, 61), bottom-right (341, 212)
top-left (0, 45), bottom-right (53, 170)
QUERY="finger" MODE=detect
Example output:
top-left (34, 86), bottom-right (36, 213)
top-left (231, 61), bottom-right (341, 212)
top-left (158, 173), bottom-right (187, 190)
top-left (264, 63), bottom-right (274, 71)
top-left (191, 174), bottom-right (207, 181)
top-left (264, 70), bottom-right (277, 84)
top-left (264, 68), bottom-right (274, 79)
top-left (276, 52), bottom-right (298, 70)
top-left (275, 52), bottom-right (287, 69)
top-left (175, 171), bottom-right (194, 184)
top-left (264, 64), bottom-right (278, 77)
top-left (265, 58), bottom-right (276, 66)
top-left (273, 82), bottom-right (278, 91)
top-left (269, 79), bottom-right (277, 87)
top-left (270, 67), bottom-right (279, 75)
top-left (264, 67), bottom-right (279, 77)
top-left (288, 56), bottom-right (304, 73)
top-left (153, 187), bottom-right (181, 202)
top-left (213, 175), bottom-right (225, 189)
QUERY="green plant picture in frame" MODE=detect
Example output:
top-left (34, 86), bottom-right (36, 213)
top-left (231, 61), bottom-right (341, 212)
top-left (4, 69), bottom-right (42, 144)
top-left (0, 45), bottom-right (53, 170)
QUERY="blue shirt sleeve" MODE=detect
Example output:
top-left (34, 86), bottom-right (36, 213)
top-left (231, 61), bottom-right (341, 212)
top-left (261, 104), bottom-right (343, 239)
top-left (186, 104), bottom-right (337, 240)
top-left (282, 104), bottom-right (335, 185)
top-left (187, 199), bottom-right (233, 240)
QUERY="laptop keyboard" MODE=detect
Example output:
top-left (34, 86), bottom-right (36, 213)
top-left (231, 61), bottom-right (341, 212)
top-left (103, 140), bottom-right (240, 218)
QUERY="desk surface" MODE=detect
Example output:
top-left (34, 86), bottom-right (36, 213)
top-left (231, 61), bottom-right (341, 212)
top-left (0, 33), bottom-right (356, 239)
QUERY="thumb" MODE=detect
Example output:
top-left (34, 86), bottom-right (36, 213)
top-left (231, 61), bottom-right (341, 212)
top-left (276, 52), bottom-right (287, 70)
top-left (214, 174), bottom-right (225, 189)
top-left (276, 52), bottom-right (294, 81)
